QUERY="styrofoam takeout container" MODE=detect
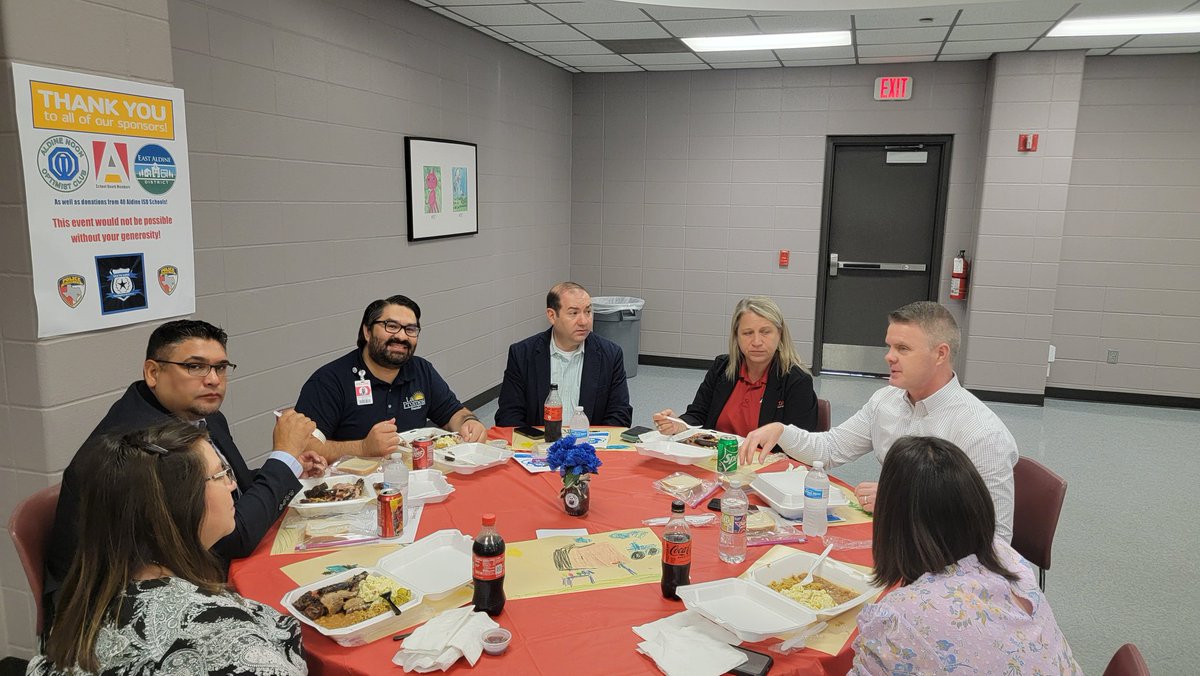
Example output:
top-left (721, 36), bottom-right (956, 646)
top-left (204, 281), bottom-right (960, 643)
top-left (282, 566), bottom-right (424, 647)
top-left (290, 474), bottom-right (376, 517)
top-left (744, 549), bottom-right (882, 621)
top-left (676, 578), bottom-right (816, 643)
top-left (433, 442), bottom-right (512, 474)
top-left (635, 440), bottom-right (715, 465)
top-left (749, 469), bottom-right (849, 520)
top-left (399, 427), bottom-right (455, 445)
top-left (377, 529), bottom-right (473, 599)
top-left (406, 468), bottom-right (455, 503)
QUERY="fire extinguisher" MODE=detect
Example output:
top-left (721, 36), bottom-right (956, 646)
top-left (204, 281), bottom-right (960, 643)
top-left (950, 250), bottom-right (969, 300)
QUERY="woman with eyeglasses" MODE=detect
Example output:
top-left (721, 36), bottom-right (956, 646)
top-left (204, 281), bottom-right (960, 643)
top-left (849, 436), bottom-right (1079, 675)
top-left (28, 421), bottom-right (306, 675)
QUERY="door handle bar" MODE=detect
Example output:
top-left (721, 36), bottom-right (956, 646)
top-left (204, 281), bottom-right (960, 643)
top-left (828, 253), bottom-right (926, 276)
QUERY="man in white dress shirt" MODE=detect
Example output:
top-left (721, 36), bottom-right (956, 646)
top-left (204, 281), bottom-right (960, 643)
top-left (740, 301), bottom-right (1019, 541)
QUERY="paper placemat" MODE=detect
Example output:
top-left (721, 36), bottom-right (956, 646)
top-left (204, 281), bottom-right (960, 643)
top-left (741, 545), bottom-right (884, 656)
top-left (504, 527), bottom-right (662, 600)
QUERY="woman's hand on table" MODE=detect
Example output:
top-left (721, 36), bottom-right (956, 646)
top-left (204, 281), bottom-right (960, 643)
top-left (854, 481), bottom-right (878, 512)
top-left (740, 422), bottom-right (785, 465)
top-left (652, 409), bottom-right (686, 435)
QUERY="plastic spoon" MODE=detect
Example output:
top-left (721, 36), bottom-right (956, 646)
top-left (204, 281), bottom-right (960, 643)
top-left (775, 621), bottom-right (828, 653)
top-left (799, 542), bottom-right (836, 587)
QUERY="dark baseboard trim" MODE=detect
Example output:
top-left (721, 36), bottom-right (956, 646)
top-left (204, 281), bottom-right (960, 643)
top-left (1046, 387), bottom-right (1200, 410)
top-left (638, 354), bottom-right (711, 370)
top-left (970, 389), bottom-right (1045, 406)
top-left (463, 383), bottom-right (502, 412)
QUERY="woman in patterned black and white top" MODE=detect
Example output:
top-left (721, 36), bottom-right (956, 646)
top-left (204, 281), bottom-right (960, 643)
top-left (28, 421), bottom-right (306, 676)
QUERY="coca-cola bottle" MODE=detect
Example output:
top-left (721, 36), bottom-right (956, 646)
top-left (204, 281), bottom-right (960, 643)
top-left (544, 384), bottom-right (563, 442)
top-left (472, 513), bottom-right (506, 616)
top-left (661, 500), bottom-right (691, 600)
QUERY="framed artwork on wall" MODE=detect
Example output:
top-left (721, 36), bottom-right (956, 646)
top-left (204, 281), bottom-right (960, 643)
top-left (404, 136), bottom-right (479, 241)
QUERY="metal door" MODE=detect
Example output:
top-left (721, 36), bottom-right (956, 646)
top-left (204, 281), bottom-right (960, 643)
top-left (814, 136), bottom-right (951, 376)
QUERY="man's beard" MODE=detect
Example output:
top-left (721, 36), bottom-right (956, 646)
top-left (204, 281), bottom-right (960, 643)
top-left (369, 334), bottom-right (414, 368)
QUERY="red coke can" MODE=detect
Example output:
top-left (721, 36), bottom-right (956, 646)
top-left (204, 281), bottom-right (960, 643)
top-left (412, 437), bottom-right (433, 470)
top-left (378, 488), bottom-right (404, 539)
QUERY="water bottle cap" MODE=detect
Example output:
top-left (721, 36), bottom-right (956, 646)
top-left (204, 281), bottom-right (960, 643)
top-left (550, 383), bottom-right (558, 390)
top-left (671, 500), bottom-right (685, 513)
top-left (389, 452), bottom-right (405, 461)
top-left (574, 406), bottom-right (584, 412)
top-left (482, 513), bottom-right (496, 526)
top-left (812, 461), bottom-right (823, 470)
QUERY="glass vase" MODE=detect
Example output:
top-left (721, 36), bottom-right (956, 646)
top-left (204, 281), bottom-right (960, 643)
top-left (561, 478), bottom-right (590, 517)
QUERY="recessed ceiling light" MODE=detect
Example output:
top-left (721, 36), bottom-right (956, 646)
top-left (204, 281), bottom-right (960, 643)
top-left (682, 31), bottom-right (852, 52)
top-left (918, 17), bottom-right (935, 23)
top-left (1048, 13), bottom-right (1200, 37)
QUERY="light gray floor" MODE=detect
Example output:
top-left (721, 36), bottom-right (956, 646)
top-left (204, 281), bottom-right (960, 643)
top-left (475, 365), bottom-right (1200, 674)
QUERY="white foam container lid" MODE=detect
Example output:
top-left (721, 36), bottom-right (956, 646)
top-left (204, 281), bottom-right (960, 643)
top-left (676, 578), bottom-right (816, 643)
top-left (282, 566), bottom-right (424, 647)
top-left (398, 427), bottom-right (452, 443)
top-left (744, 549), bottom-right (882, 621)
top-left (750, 469), bottom-right (848, 520)
top-left (635, 440), bottom-right (714, 465)
top-left (289, 474), bottom-right (376, 517)
top-left (433, 442), bottom-right (512, 474)
top-left (377, 528), bottom-right (473, 599)
top-left (406, 468), bottom-right (455, 503)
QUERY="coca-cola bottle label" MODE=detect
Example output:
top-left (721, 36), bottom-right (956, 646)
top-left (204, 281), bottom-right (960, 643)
top-left (473, 554), bottom-right (505, 580)
top-left (662, 539), bottom-right (691, 565)
top-left (544, 405), bottom-right (562, 421)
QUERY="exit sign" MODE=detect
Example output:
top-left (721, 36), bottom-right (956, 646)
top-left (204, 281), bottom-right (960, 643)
top-left (875, 76), bottom-right (912, 101)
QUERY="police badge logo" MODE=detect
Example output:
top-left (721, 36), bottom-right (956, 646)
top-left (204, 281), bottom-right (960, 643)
top-left (57, 274), bottom-right (86, 308)
top-left (157, 265), bottom-right (178, 295)
top-left (95, 253), bottom-right (148, 315)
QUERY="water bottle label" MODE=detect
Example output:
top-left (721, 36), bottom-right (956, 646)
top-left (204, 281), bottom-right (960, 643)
top-left (804, 486), bottom-right (825, 500)
top-left (721, 513), bottom-right (746, 534)
top-left (570, 429), bottom-right (587, 439)
top-left (473, 554), bottom-right (505, 580)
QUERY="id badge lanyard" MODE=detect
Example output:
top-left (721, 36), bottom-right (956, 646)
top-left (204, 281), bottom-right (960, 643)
top-left (353, 367), bottom-right (373, 406)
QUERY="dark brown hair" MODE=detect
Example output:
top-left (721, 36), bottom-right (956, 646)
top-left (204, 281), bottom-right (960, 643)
top-left (358, 294), bottom-right (422, 349)
top-left (44, 421), bottom-right (225, 671)
top-left (871, 435), bottom-right (1017, 587)
top-left (146, 319), bottom-right (227, 360)
top-left (547, 281), bottom-right (588, 312)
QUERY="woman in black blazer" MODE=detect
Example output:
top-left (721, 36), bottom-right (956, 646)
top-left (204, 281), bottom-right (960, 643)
top-left (654, 296), bottom-right (819, 436)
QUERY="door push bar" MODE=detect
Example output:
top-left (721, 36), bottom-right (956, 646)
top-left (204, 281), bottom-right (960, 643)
top-left (829, 253), bottom-right (927, 277)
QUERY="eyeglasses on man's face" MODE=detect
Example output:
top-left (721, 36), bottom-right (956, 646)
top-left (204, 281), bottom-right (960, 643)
top-left (206, 461), bottom-right (235, 485)
top-left (154, 360), bottom-right (237, 378)
top-left (372, 320), bottom-right (421, 337)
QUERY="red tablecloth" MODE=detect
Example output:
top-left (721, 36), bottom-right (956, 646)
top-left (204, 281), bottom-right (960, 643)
top-left (229, 429), bottom-right (873, 675)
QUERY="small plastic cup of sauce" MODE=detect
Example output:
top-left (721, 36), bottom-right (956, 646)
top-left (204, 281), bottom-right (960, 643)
top-left (481, 627), bottom-right (512, 655)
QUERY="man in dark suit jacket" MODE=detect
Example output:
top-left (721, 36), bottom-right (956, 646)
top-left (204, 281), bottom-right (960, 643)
top-left (496, 282), bottom-right (632, 428)
top-left (44, 320), bottom-right (323, 628)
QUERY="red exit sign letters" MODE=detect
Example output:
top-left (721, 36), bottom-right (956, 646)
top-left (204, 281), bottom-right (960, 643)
top-left (874, 76), bottom-right (912, 101)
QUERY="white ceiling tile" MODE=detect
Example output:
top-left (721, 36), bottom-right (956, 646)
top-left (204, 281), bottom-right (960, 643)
top-left (937, 53), bottom-right (992, 61)
top-left (853, 7), bottom-right (958, 29)
top-left (941, 38), bottom-right (1035, 54)
top-left (711, 61), bottom-right (780, 69)
top-left (856, 26), bottom-right (948, 45)
top-left (449, 5), bottom-right (560, 26)
top-left (1030, 36), bottom-right (1130, 50)
top-left (575, 21), bottom-right (669, 39)
top-left (1085, 48), bottom-right (1115, 56)
top-left (538, 2), bottom-right (649, 23)
top-left (509, 42), bottom-right (543, 56)
top-left (556, 53), bottom-right (636, 67)
top-left (1070, 0), bottom-right (1197, 18)
top-left (858, 55), bottom-right (935, 64)
top-left (1112, 46), bottom-right (1200, 55)
top-left (645, 63), bottom-right (711, 71)
top-left (950, 22), bottom-right (1053, 41)
top-left (774, 45), bottom-right (855, 60)
top-left (430, 7), bottom-right (475, 25)
top-left (780, 58), bottom-right (857, 67)
top-left (626, 52), bottom-right (706, 66)
top-left (437, 0), bottom-right (541, 5)
top-left (858, 42), bottom-right (942, 58)
top-left (699, 49), bottom-right (778, 63)
top-left (957, 0), bottom-right (1073, 24)
top-left (640, 6), bottom-right (751, 21)
top-left (1124, 33), bottom-right (1200, 48)
top-left (661, 18), bottom-right (760, 38)
top-left (575, 65), bottom-right (643, 72)
top-left (750, 13), bottom-right (851, 32)
top-left (528, 40), bottom-right (611, 55)
top-left (495, 24), bottom-right (589, 41)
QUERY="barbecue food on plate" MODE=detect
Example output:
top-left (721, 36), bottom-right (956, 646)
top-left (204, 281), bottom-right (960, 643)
top-left (768, 574), bottom-right (858, 610)
top-left (680, 432), bottom-right (720, 448)
top-left (433, 433), bottom-right (463, 449)
top-left (292, 571), bottom-right (414, 630)
top-left (300, 478), bottom-right (366, 503)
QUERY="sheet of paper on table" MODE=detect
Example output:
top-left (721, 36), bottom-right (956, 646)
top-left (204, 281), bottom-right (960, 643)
top-left (504, 527), bottom-right (662, 600)
top-left (536, 528), bottom-right (589, 539)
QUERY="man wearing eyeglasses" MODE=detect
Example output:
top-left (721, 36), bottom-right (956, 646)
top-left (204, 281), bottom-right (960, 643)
top-left (45, 320), bottom-right (325, 629)
top-left (295, 294), bottom-right (488, 458)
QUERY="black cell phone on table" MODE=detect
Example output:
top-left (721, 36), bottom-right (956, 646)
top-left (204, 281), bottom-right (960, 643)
top-left (621, 425), bottom-right (654, 443)
top-left (514, 425), bottom-right (544, 439)
top-left (728, 646), bottom-right (773, 676)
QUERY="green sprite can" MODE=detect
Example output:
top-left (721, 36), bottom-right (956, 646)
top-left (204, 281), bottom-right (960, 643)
top-left (716, 436), bottom-right (739, 476)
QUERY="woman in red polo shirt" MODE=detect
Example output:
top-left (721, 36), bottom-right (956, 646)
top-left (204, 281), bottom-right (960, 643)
top-left (653, 296), bottom-right (818, 438)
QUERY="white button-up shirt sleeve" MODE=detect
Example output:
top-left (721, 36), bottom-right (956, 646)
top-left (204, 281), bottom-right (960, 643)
top-left (776, 390), bottom-right (882, 468)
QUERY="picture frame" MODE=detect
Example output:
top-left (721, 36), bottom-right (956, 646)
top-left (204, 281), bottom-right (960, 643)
top-left (404, 137), bottom-right (479, 242)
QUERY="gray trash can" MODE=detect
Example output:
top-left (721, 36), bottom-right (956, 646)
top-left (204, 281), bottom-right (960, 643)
top-left (591, 296), bottom-right (644, 378)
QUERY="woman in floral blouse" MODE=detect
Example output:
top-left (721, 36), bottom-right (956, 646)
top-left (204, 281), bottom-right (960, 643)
top-left (850, 436), bottom-right (1080, 675)
top-left (28, 421), bottom-right (306, 676)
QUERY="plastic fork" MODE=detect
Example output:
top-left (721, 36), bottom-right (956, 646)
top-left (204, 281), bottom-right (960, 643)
top-left (799, 542), bottom-right (835, 587)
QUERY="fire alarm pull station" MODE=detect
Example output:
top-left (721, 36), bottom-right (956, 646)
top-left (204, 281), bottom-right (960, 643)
top-left (1018, 133), bottom-right (1039, 152)
top-left (779, 250), bottom-right (790, 267)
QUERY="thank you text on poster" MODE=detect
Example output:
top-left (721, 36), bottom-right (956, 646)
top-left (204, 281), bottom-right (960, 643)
top-left (12, 63), bottom-right (195, 337)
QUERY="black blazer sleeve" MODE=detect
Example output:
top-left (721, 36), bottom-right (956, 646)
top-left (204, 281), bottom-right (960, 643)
top-left (596, 342), bottom-right (632, 427)
top-left (495, 341), bottom-right (533, 427)
top-left (763, 364), bottom-right (819, 432)
top-left (681, 356), bottom-right (731, 429)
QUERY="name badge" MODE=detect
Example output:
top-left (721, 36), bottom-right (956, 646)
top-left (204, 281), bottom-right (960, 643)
top-left (354, 379), bottom-right (373, 406)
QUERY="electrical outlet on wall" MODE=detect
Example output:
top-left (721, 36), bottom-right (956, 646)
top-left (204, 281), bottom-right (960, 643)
top-left (1107, 349), bottom-right (1119, 364)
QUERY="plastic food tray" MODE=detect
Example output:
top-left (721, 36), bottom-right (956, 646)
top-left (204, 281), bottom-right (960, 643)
top-left (290, 474), bottom-right (376, 517)
top-left (377, 529), bottom-right (473, 599)
top-left (635, 440), bottom-right (715, 465)
top-left (406, 469), bottom-right (454, 503)
top-left (676, 578), bottom-right (816, 643)
top-left (744, 549), bottom-right (882, 621)
top-left (433, 442), bottom-right (512, 474)
top-left (749, 469), bottom-right (849, 520)
top-left (282, 566), bottom-right (424, 647)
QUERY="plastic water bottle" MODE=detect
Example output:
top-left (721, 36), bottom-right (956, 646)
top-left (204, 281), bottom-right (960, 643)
top-left (384, 452), bottom-right (409, 498)
top-left (568, 406), bottom-right (589, 441)
top-left (803, 461), bottom-right (829, 538)
top-left (718, 478), bottom-right (747, 564)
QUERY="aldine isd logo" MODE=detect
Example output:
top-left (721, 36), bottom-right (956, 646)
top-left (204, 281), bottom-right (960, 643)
top-left (57, 274), bottom-right (86, 308)
top-left (133, 143), bottom-right (177, 195)
top-left (95, 253), bottom-right (148, 315)
top-left (402, 392), bottom-right (426, 411)
top-left (157, 265), bottom-right (178, 295)
top-left (38, 135), bottom-right (89, 192)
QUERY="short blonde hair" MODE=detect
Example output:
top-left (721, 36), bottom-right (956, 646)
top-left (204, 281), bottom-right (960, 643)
top-left (726, 296), bottom-right (808, 381)
top-left (888, 301), bottom-right (960, 359)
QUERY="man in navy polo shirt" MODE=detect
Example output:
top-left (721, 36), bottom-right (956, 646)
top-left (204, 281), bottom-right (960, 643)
top-left (296, 295), bottom-right (487, 458)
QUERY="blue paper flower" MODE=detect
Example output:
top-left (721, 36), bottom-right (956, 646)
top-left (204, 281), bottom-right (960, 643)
top-left (546, 436), bottom-right (602, 486)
